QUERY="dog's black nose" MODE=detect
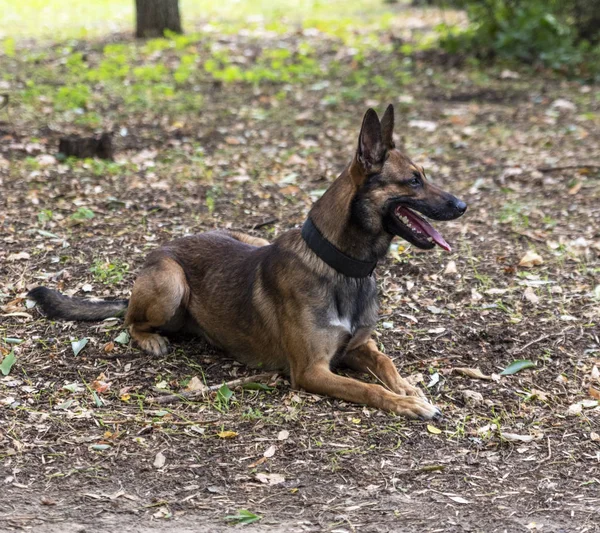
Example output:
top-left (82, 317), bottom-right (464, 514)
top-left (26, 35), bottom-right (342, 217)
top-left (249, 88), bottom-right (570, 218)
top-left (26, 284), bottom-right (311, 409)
top-left (447, 198), bottom-right (467, 216)
top-left (455, 199), bottom-right (467, 215)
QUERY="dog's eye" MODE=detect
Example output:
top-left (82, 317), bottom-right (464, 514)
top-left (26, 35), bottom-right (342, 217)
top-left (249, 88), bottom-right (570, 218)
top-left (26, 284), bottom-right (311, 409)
top-left (410, 175), bottom-right (421, 187)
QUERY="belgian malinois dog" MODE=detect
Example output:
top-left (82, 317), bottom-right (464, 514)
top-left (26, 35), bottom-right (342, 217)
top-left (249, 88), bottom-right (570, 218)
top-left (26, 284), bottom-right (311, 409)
top-left (30, 105), bottom-right (466, 419)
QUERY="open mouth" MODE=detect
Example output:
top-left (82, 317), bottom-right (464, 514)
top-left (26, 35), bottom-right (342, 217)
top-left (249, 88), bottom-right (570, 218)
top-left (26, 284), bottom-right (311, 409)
top-left (395, 206), bottom-right (451, 252)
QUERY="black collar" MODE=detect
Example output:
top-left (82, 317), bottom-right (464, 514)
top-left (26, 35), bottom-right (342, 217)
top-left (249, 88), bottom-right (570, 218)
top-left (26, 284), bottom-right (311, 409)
top-left (301, 217), bottom-right (377, 278)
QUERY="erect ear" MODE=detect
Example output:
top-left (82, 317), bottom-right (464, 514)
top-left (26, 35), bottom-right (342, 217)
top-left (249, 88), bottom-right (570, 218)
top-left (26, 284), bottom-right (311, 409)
top-left (355, 108), bottom-right (385, 179)
top-left (380, 104), bottom-right (395, 149)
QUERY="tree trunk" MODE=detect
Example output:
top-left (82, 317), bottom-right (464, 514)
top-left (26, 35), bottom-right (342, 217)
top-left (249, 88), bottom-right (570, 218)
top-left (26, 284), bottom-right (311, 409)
top-left (135, 0), bottom-right (182, 39)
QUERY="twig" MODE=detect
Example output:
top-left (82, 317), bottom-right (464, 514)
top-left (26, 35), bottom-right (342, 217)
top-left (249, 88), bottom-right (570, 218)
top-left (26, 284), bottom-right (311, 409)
top-left (512, 333), bottom-right (552, 354)
top-left (251, 218), bottom-right (278, 230)
top-left (512, 327), bottom-right (573, 355)
top-left (149, 372), bottom-right (278, 404)
top-left (537, 165), bottom-right (600, 173)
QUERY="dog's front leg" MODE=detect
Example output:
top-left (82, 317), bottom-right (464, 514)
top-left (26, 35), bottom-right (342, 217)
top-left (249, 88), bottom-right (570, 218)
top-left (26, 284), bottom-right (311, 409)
top-left (342, 339), bottom-right (426, 399)
top-left (292, 360), bottom-right (440, 420)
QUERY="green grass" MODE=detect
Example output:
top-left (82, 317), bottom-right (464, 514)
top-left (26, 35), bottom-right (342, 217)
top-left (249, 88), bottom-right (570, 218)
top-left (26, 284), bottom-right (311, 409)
top-left (90, 259), bottom-right (130, 285)
top-left (0, 0), bottom-right (413, 40)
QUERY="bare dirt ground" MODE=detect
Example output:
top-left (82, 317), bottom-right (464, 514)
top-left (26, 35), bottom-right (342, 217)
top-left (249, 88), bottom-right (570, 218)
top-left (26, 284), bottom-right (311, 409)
top-left (1, 8), bottom-right (599, 533)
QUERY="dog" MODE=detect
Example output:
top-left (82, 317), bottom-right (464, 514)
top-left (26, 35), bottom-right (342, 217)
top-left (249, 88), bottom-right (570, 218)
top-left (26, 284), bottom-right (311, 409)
top-left (29, 105), bottom-right (466, 420)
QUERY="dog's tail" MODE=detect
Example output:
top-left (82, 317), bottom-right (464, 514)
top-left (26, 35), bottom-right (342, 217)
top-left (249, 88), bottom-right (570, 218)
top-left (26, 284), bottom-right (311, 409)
top-left (28, 287), bottom-right (129, 321)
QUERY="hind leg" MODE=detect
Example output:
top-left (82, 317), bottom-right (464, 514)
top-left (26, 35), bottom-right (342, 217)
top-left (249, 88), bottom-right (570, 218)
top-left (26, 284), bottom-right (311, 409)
top-left (125, 256), bottom-right (189, 356)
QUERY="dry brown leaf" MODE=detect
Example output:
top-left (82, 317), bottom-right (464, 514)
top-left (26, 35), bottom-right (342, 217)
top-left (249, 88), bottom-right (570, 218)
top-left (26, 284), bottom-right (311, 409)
top-left (454, 367), bottom-right (492, 381)
top-left (568, 181), bottom-right (582, 195)
top-left (444, 260), bottom-right (458, 275)
top-left (7, 251), bottom-right (30, 261)
top-left (519, 251), bottom-right (543, 267)
top-left (103, 342), bottom-right (115, 353)
top-left (248, 457), bottom-right (267, 468)
top-left (462, 390), bottom-right (484, 405)
top-left (92, 374), bottom-right (110, 394)
top-left (589, 386), bottom-right (600, 400)
top-left (186, 376), bottom-right (207, 393)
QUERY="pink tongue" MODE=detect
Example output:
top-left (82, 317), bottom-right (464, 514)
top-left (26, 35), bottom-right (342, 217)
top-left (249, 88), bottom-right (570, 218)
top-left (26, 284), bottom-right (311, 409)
top-left (397, 207), bottom-right (452, 252)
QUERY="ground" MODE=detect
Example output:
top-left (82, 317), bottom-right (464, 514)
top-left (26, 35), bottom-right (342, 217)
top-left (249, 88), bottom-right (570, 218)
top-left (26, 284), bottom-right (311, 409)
top-left (1, 2), bottom-right (599, 532)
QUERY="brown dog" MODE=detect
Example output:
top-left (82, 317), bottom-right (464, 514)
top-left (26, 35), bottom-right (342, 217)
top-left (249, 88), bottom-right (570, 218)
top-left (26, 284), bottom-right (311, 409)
top-left (30, 105), bottom-right (466, 419)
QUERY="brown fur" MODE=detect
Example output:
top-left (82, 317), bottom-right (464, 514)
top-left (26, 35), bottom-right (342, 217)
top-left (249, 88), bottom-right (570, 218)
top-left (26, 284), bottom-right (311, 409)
top-left (30, 105), bottom-right (467, 420)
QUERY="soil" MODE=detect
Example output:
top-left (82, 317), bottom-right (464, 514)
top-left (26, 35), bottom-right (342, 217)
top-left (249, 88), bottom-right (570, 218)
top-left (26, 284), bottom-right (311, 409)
top-left (1, 11), bottom-right (599, 533)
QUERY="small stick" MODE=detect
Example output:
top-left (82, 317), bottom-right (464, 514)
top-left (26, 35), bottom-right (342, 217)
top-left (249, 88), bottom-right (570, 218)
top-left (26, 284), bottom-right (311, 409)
top-left (512, 326), bottom-right (573, 354)
top-left (149, 372), bottom-right (278, 404)
top-left (252, 218), bottom-right (278, 230)
top-left (537, 165), bottom-right (600, 173)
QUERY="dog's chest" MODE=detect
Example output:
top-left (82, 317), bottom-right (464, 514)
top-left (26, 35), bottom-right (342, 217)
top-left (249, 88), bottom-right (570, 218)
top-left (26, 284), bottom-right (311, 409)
top-left (326, 277), bottom-right (378, 338)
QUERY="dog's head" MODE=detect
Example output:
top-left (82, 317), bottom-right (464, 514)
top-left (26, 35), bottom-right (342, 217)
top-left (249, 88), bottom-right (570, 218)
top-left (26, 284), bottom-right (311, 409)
top-left (348, 105), bottom-right (467, 252)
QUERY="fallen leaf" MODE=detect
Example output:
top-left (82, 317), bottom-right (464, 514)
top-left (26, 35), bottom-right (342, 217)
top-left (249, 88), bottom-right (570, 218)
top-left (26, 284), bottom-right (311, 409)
top-left (485, 288), bottom-right (508, 295)
top-left (526, 522), bottom-right (543, 530)
top-left (114, 331), bottom-right (130, 344)
top-left (263, 445), bottom-right (276, 458)
top-left (217, 430), bottom-right (238, 439)
top-left (501, 432), bottom-right (536, 443)
top-left (519, 251), bottom-right (543, 267)
top-left (409, 119), bottom-right (437, 132)
top-left (7, 251), bottom-right (30, 261)
top-left (551, 98), bottom-right (576, 111)
top-left (153, 451), bottom-right (166, 468)
top-left (255, 473), bottom-right (285, 485)
top-left (92, 378), bottom-right (110, 394)
top-left (427, 372), bottom-right (440, 388)
top-left (71, 338), bottom-right (89, 356)
top-left (427, 305), bottom-right (444, 314)
top-left (471, 289), bottom-right (483, 302)
top-left (448, 495), bottom-right (471, 504)
top-left (523, 287), bottom-right (539, 305)
top-left (186, 376), bottom-right (207, 392)
top-left (589, 386), bottom-right (600, 400)
top-left (454, 367), bottom-right (492, 380)
top-left (0, 350), bottom-right (16, 376)
top-left (427, 424), bottom-right (442, 434)
top-left (224, 509), bottom-right (261, 525)
top-left (277, 430), bottom-right (289, 441)
top-left (444, 260), bottom-right (458, 275)
top-left (529, 388), bottom-right (549, 402)
top-left (568, 181), bottom-right (582, 195)
top-left (462, 390), bottom-right (483, 405)
top-left (103, 342), bottom-right (115, 353)
top-left (500, 360), bottom-right (536, 375)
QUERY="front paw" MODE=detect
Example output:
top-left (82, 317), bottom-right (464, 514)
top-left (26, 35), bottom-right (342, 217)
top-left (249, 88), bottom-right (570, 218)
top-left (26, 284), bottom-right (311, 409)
top-left (392, 397), bottom-right (442, 420)
top-left (393, 378), bottom-right (428, 400)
